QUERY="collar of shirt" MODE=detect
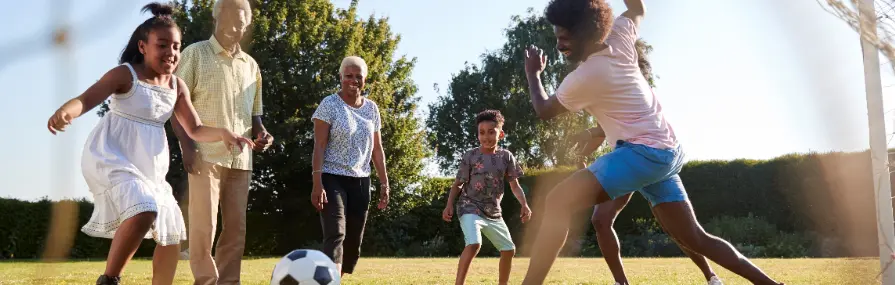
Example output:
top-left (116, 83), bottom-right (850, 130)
top-left (209, 35), bottom-right (248, 62)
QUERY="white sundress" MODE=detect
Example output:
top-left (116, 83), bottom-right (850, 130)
top-left (79, 63), bottom-right (186, 246)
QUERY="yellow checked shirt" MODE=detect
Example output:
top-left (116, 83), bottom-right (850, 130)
top-left (175, 35), bottom-right (262, 170)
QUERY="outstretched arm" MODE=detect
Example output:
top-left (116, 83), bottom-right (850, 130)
top-left (47, 66), bottom-right (130, 134)
top-left (171, 114), bottom-right (198, 174)
top-left (621, 0), bottom-right (645, 27)
top-left (172, 78), bottom-right (254, 148)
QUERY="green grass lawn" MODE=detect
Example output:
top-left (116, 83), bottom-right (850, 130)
top-left (0, 257), bottom-right (880, 284)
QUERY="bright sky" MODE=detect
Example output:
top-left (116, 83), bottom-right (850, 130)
top-left (2, 0), bottom-right (893, 201)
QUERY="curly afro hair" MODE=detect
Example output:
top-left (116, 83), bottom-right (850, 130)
top-left (546, 0), bottom-right (614, 45)
top-left (475, 109), bottom-right (505, 129)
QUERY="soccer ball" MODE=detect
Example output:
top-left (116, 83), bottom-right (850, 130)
top-left (270, 249), bottom-right (340, 285)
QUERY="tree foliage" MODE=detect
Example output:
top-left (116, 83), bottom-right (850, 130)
top-left (426, 9), bottom-right (656, 173)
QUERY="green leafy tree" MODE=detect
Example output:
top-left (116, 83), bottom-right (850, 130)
top-left (426, 9), bottom-right (657, 173)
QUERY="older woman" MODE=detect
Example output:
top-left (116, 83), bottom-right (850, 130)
top-left (310, 56), bottom-right (390, 276)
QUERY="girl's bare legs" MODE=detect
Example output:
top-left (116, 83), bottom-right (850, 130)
top-left (103, 212), bottom-right (156, 277)
top-left (152, 243), bottom-right (180, 285)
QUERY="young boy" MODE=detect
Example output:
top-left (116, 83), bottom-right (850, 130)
top-left (442, 110), bottom-right (533, 285)
top-left (520, 0), bottom-right (785, 284)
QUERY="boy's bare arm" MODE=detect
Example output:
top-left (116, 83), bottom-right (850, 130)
top-left (510, 178), bottom-right (532, 222)
top-left (509, 179), bottom-right (529, 207)
top-left (443, 179), bottom-right (464, 222)
top-left (446, 180), bottom-right (464, 207)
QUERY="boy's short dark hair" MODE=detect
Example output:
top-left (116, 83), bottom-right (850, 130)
top-left (475, 110), bottom-right (505, 128)
top-left (546, 0), bottom-right (613, 45)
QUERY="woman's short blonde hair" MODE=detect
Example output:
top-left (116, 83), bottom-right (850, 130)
top-left (339, 56), bottom-right (368, 77)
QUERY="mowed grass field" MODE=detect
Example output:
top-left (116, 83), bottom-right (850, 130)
top-left (0, 257), bottom-right (880, 284)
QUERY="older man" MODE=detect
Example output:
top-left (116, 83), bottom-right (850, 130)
top-left (171, 0), bottom-right (272, 284)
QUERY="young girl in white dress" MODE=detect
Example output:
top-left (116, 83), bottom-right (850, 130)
top-left (46, 3), bottom-right (253, 284)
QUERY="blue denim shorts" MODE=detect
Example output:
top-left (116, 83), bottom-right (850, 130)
top-left (587, 140), bottom-right (689, 207)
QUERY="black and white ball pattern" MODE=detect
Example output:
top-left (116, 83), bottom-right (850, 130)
top-left (270, 249), bottom-right (340, 285)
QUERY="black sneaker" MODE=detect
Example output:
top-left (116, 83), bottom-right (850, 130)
top-left (96, 275), bottom-right (120, 285)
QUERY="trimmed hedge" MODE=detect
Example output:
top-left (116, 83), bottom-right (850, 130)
top-left (0, 150), bottom-right (881, 259)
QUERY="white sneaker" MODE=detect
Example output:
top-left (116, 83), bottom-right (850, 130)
top-left (708, 276), bottom-right (723, 285)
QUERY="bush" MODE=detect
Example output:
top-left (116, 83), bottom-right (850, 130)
top-left (620, 218), bottom-right (681, 257)
top-left (765, 232), bottom-right (813, 257)
top-left (0, 198), bottom-right (155, 259)
top-left (704, 214), bottom-right (811, 257)
top-left (0, 150), bottom-right (879, 258)
top-left (704, 213), bottom-right (778, 247)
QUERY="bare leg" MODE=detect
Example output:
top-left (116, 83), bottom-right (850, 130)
top-left (152, 244), bottom-right (179, 285)
top-left (522, 170), bottom-right (611, 285)
top-left (682, 244), bottom-right (718, 281)
top-left (649, 207), bottom-right (718, 282)
top-left (596, 196), bottom-right (718, 284)
top-left (455, 244), bottom-right (481, 285)
top-left (104, 212), bottom-right (156, 277)
top-left (591, 193), bottom-right (634, 285)
top-left (498, 249), bottom-right (514, 285)
top-left (652, 200), bottom-right (783, 285)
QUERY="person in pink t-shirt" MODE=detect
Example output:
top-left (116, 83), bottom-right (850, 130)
top-left (570, 41), bottom-right (723, 285)
top-left (519, 1), bottom-right (785, 285)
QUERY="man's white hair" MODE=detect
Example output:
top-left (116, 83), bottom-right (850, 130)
top-left (340, 56), bottom-right (368, 77)
top-left (213, 0), bottom-right (252, 26)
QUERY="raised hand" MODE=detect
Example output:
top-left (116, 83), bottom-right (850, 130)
top-left (524, 45), bottom-right (548, 76)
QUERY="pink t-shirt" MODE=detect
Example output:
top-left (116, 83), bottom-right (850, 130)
top-left (555, 16), bottom-right (677, 150)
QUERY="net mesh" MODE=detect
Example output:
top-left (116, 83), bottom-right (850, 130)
top-left (817, 0), bottom-right (895, 281)
top-left (817, 0), bottom-right (895, 73)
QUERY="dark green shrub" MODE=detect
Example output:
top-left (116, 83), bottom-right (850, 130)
top-left (704, 213), bottom-right (778, 247)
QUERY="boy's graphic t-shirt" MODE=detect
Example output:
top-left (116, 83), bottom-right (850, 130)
top-left (455, 148), bottom-right (523, 220)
